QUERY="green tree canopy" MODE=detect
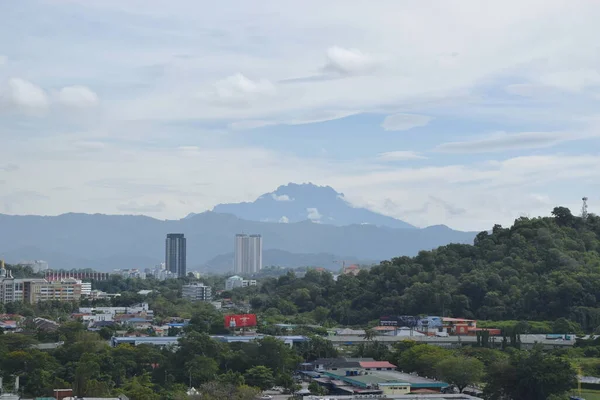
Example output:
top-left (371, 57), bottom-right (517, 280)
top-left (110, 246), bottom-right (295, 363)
top-left (435, 356), bottom-right (484, 393)
top-left (484, 347), bottom-right (577, 400)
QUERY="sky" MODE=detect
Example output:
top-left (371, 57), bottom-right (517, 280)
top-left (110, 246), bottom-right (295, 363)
top-left (1, 0), bottom-right (600, 231)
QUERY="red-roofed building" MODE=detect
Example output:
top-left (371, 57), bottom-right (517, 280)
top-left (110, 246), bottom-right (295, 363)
top-left (343, 264), bottom-right (360, 276)
top-left (359, 361), bottom-right (396, 370)
top-left (443, 317), bottom-right (477, 335)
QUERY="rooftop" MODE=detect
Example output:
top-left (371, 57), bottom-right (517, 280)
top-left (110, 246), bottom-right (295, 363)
top-left (359, 361), bottom-right (397, 369)
top-left (443, 317), bottom-right (476, 322)
top-left (325, 369), bottom-right (448, 389)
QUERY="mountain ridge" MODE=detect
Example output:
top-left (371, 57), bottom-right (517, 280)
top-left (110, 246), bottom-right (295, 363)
top-left (0, 211), bottom-right (476, 272)
top-left (211, 182), bottom-right (417, 229)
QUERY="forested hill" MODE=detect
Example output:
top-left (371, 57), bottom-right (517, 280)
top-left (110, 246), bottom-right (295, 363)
top-left (251, 207), bottom-right (600, 331)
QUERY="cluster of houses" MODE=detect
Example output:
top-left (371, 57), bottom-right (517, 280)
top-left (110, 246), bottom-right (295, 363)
top-left (72, 302), bottom-right (192, 337)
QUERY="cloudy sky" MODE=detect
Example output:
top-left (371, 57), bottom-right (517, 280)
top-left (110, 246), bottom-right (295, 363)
top-left (1, 0), bottom-right (600, 231)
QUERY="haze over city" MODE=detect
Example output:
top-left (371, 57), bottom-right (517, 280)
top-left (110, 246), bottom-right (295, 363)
top-left (1, 0), bottom-right (600, 232)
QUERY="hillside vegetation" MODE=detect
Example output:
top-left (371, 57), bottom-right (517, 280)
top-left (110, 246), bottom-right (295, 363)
top-left (250, 207), bottom-right (600, 331)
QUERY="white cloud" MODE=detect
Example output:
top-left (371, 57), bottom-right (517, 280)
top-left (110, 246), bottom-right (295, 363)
top-left (211, 73), bottom-right (276, 105)
top-left (306, 207), bottom-right (322, 221)
top-left (178, 146), bottom-right (200, 152)
top-left (505, 83), bottom-right (555, 97)
top-left (381, 114), bottom-right (432, 131)
top-left (538, 69), bottom-right (600, 92)
top-left (0, 164), bottom-right (19, 172)
top-left (230, 110), bottom-right (358, 130)
top-left (0, 55), bottom-right (6, 65)
top-left (229, 120), bottom-right (276, 130)
top-left (74, 141), bottom-right (107, 151)
top-left (286, 110), bottom-right (359, 125)
top-left (272, 193), bottom-right (292, 202)
top-left (57, 85), bottom-right (99, 108)
top-left (4, 78), bottom-right (49, 110)
top-left (377, 151), bottom-right (427, 161)
top-left (279, 216), bottom-right (289, 223)
top-left (3, 0), bottom-right (600, 232)
top-left (322, 46), bottom-right (377, 75)
top-left (434, 131), bottom-right (595, 153)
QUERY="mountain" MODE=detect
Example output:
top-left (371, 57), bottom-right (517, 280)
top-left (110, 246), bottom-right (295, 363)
top-left (0, 212), bottom-right (476, 272)
top-left (203, 249), bottom-right (378, 274)
top-left (211, 182), bottom-right (416, 229)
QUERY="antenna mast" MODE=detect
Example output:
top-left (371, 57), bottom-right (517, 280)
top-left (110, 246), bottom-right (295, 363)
top-left (582, 197), bottom-right (589, 220)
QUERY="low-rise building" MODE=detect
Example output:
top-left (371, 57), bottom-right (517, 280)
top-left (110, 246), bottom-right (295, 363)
top-left (26, 278), bottom-right (82, 302)
top-left (309, 358), bottom-right (448, 395)
top-left (77, 303), bottom-right (153, 324)
top-left (225, 275), bottom-right (257, 290)
top-left (0, 263), bottom-right (85, 304)
top-left (182, 283), bottom-right (212, 302)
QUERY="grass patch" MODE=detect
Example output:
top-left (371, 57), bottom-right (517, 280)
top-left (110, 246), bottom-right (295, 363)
top-left (569, 389), bottom-right (600, 399)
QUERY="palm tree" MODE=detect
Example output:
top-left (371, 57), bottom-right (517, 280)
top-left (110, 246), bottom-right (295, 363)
top-left (362, 329), bottom-right (377, 341)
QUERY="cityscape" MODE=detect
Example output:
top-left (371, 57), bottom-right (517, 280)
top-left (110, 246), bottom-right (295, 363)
top-left (1, 207), bottom-right (598, 400)
top-left (1, 232), bottom-right (263, 305)
top-left (2, 1), bottom-right (599, 400)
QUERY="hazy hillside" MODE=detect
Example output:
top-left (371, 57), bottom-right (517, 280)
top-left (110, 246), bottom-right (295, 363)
top-left (0, 212), bottom-right (475, 272)
top-left (202, 249), bottom-right (378, 273)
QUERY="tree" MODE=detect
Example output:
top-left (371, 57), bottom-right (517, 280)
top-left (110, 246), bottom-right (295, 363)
top-left (217, 370), bottom-right (245, 386)
top-left (362, 329), bottom-right (377, 341)
top-left (552, 206), bottom-right (575, 226)
top-left (120, 373), bottom-right (160, 400)
top-left (197, 382), bottom-right (258, 400)
top-left (308, 381), bottom-right (327, 395)
top-left (297, 336), bottom-right (338, 361)
top-left (484, 348), bottom-right (577, 400)
top-left (244, 365), bottom-right (274, 390)
top-left (393, 344), bottom-right (452, 377)
top-left (185, 355), bottom-right (219, 386)
top-left (435, 356), bottom-right (484, 393)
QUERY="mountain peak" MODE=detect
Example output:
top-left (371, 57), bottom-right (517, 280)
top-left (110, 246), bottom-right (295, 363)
top-left (212, 182), bottom-right (415, 229)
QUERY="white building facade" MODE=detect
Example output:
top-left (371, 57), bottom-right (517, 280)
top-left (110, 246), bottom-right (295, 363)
top-left (182, 283), bottom-right (212, 302)
top-left (225, 275), bottom-right (257, 290)
top-left (233, 234), bottom-right (263, 275)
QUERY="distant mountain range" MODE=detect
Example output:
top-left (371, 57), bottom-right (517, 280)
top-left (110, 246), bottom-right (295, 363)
top-left (0, 183), bottom-right (478, 272)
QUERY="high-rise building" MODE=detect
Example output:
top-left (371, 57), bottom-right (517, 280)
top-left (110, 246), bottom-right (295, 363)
top-left (165, 233), bottom-right (186, 278)
top-left (233, 234), bottom-right (262, 275)
top-left (248, 234), bottom-right (263, 274)
top-left (234, 234), bottom-right (247, 274)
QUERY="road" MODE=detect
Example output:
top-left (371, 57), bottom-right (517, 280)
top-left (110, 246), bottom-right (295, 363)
top-left (327, 334), bottom-right (575, 348)
top-left (261, 382), bottom-right (308, 400)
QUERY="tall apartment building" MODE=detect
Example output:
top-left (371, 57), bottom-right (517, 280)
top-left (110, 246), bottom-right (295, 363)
top-left (233, 234), bottom-right (262, 275)
top-left (182, 283), bottom-right (212, 302)
top-left (165, 233), bottom-right (187, 278)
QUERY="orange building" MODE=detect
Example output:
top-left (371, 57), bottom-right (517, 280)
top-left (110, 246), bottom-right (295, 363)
top-left (442, 317), bottom-right (477, 335)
